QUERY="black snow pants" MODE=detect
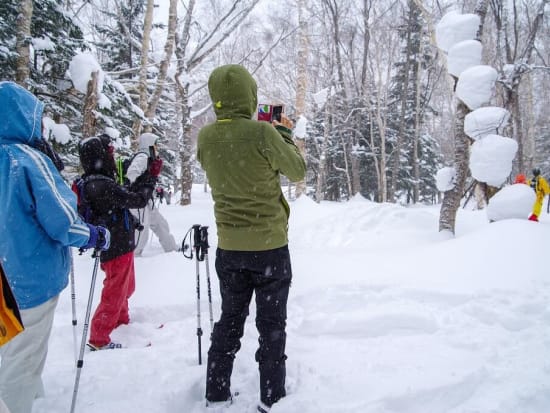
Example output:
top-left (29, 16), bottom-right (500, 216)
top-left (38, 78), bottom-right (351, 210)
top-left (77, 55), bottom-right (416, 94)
top-left (205, 245), bottom-right (292, 407)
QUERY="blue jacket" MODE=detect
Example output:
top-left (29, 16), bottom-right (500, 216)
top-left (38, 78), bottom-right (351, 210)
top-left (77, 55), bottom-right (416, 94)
top-left (0, 81), bottom-right (91, 310)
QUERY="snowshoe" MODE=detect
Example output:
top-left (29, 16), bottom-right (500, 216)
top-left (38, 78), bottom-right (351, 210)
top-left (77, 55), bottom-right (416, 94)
top-left (257, 401), bottom-right (271, 413)
top-left (87, 341), bottom-right (123, 351)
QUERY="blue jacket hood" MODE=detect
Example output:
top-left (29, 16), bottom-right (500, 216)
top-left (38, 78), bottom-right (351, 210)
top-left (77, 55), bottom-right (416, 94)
top-left (0, 81), bottom-right (44, 145)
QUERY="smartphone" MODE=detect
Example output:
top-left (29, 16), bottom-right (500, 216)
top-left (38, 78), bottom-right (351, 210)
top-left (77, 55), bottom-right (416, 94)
top-left (258, 104), bottom-right (284, 123)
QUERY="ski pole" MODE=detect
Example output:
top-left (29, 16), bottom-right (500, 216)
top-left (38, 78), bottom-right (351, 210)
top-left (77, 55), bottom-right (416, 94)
top-left (70, 249), bottom-right (100, 413)
top-left (200, 226), bottom-right (214, 331)
top-left (69, 249), bottom-right (78, 364)
top-left (192, 225), bottom-right (203, 365)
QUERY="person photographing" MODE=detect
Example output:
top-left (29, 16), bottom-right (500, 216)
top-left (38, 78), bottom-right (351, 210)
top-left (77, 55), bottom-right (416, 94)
top-left (124, 132), bottom-right (178, 255)
top-left (197, 64), bottom-right (306, 413)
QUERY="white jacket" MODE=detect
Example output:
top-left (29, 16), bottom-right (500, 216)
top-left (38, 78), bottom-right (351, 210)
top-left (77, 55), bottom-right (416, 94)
top-left (126, 152), bottom-right (177, 254)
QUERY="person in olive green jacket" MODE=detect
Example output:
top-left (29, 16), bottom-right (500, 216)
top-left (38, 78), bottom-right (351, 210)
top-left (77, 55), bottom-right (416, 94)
top-left (197, 64), bottom-right (306, 413)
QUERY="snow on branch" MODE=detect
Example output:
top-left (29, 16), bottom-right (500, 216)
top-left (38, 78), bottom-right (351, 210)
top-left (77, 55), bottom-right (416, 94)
top-left (455, 65), bottom-right (497, 110)
top-left (435, 12), bottom-right (480, 53)
top-left (447, 40), bottom-right (482, 77)
top-left (68, 52), bottom-right (104, 95)
top-left (436, 167), bottom-right (456, 192)
top-left (464, 107), bottom-right (510, 140)
top-left (470, 134), bottom-right (517, 187)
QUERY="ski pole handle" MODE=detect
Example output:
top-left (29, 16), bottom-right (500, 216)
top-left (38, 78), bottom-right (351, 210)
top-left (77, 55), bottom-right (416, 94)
top-left (192, 224), bottom-right (202, 260)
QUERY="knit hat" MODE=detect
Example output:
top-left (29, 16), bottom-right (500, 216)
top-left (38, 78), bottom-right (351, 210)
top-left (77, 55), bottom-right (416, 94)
top-left (79, 134), bottom-right (115, 176)
top-left (138, 132), bottom-right (159, 150)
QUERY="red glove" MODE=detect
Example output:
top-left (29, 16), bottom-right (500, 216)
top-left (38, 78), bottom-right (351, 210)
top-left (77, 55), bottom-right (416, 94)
top-left (149, 158), bottom-right (163, 177)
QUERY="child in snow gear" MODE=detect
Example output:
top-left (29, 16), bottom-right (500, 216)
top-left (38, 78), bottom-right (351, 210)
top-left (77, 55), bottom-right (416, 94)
top-left (0, 81), bottom-right (109, 413)
top-left (126, 132), bottom-right (178, 255)
top-left (197, 64), bottom-right (306, 412)
top-left (527, 168), bottom-right (550, 221)
top-left (78, 134), bottom-right (156, 350)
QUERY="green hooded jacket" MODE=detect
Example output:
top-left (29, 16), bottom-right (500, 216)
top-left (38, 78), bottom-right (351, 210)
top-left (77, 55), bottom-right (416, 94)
top-left (197, 64), bottom-right (306, 251)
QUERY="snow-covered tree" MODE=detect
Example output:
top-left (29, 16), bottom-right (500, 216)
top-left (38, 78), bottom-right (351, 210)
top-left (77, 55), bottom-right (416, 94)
top-left (1, 0), bottom-right (87, 172)
top-left (387, 0), bottom-right (440, 204)
top-left (436, 1), bottom-right (489, 234)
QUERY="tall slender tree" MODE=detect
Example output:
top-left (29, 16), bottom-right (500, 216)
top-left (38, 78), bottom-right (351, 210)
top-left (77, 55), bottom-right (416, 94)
top-left (174, 0), bottom-right (260, 205)
top-left (439, 0), bottom-right (489, 234)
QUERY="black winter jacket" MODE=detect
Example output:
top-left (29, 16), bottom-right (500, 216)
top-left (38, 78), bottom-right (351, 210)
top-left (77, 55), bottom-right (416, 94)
top-left (83, 174), bottom-right (154, 262)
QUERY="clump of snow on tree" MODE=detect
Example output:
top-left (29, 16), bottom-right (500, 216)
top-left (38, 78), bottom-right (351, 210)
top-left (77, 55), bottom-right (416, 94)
top-left (313, 87), bottom-right (331, 107)
top-left (42, 117), bottom-right (72, 144)
top-left (436, 167), bottom-right (456, 191)
top-left (98, 94), bottom-right (111, 110)
top-left (456, 66), bottom-right (498, 110)
top-left (486, 184), bottom-right (534, 221)
top-left (435, 12), bottom-right (480, 52)
top-left (464, 107), bottom-right (510, 140)
top-left (32, 37), bottom-right (55, 51)
top-left (68, 52), bottom-right (105, 95)
top-left (470, 134), bottom-right (518, 186)
top-left (294, 115), bottom-right (308, 139)
top-left (104, 127), bottom-right (120, 140)
top-left (447, 40), bottom-right (482, 77)
top-left (103, 127), bottom-right (124, 148)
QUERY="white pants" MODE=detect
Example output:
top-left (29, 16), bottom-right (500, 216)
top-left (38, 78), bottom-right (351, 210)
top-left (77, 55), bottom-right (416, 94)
top-left (0, 296), bottom-right (58, 413)
top-left (133, 202), bottom-right (178, 255)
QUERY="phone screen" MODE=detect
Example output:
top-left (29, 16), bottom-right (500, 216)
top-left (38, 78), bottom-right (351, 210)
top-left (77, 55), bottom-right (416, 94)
top-left (272, 105), bottom-right (283, 122)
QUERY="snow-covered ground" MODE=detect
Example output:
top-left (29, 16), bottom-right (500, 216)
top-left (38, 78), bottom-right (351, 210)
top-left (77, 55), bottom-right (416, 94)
top-left (34, 185), bottom-right (550, 413)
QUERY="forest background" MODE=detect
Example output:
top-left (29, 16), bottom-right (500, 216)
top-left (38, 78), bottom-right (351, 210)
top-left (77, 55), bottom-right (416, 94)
top-left (1, 0), bottom-right (549, 234)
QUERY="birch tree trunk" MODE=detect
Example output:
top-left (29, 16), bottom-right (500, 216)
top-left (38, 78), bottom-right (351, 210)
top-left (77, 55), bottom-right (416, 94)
top-left (15, 0), bottom-right (32, 85)
top-left (131, 0), bottom-right (178, 149)
top-left (294, 0), bottom-right (309, 198)
top-left (176, 86), bottom-right (193, 205)
top-left (174, 0), bottom-right (259, 205)
top-left (375, 100), bottom-right (388, 202)
top-left (340, 135), bottom-right (353, 197)
top-left (82, 71), bottom-right (99, 139)
top-left (175, 0), bottom-right (195, 206)
top-left (523, 72), bottom-right (535, 172)
top-left (369, 23), bottom-right (394, 203)
top-left (367, 105), bottom-right (381, 201)
top-left (438, 101), bottom-right (470, 233)
top-left (144, 0), bottom-right (178, 124)
top-left (131, 0), bottom-right (155, 144)
top-left (439, 0), bottom-right (488, 234)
